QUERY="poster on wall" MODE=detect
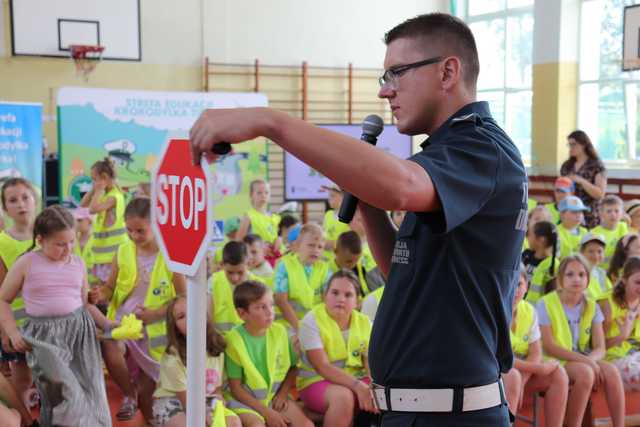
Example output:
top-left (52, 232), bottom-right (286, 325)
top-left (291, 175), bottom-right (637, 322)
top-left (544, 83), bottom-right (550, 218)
top-left (0, 101), bottom-right (43, 195)
top-left (284, 124), bottom-right (412, 200)
top-left (57, 87), bottom-right (269, 234)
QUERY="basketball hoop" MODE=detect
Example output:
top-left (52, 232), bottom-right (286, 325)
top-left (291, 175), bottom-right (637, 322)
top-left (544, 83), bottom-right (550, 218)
top-left (69, 45), bottom-right (105, 79)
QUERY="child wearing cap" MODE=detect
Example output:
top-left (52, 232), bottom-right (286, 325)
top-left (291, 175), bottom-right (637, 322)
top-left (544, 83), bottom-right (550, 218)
top-left (625, 199), bottom-right (640, 233)
top-left (557, 196), bottom-right (589, 259)
top-left (545, 177), bottom-right (575, 225)
top-left (580, 233), bottom-right (612, 299)
top-left (592, 195), bottom-right (628, 269)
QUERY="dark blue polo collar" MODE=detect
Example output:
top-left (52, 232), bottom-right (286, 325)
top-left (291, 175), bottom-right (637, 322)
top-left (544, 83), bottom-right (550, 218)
top-left (420, 101), bottom-right (492, 149)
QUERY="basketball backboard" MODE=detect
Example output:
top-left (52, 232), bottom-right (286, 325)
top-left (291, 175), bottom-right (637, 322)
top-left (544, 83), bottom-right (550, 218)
top-left (623, 4), bottom-right (640, 71)
top-left (10, 0), bottom-right (141, 61)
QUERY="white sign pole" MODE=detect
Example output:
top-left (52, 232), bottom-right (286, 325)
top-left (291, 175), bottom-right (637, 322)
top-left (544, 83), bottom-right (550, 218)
top-left (186, 259), bottom-right (207, 426)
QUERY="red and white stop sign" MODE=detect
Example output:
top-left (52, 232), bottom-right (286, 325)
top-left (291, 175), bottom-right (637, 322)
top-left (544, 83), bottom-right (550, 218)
top-left (151, 137), bottom-right (213, 275)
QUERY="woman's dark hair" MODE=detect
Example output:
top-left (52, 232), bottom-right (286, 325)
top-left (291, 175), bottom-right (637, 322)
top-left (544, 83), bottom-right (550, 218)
top-left (165, 297), bottom-right (226, 366)
top-left (31, 205), bottom-right (74, 250)
top-left (567, 130), bottom-right (600, 163)
top-left (609, 234), bottom-right (640, 283)
top-left (613, 257), bottom-right (640, 309)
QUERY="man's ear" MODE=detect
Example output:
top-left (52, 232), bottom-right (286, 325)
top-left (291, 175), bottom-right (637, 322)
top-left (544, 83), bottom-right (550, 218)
top-left (441, 56), bottom-right (463, 90)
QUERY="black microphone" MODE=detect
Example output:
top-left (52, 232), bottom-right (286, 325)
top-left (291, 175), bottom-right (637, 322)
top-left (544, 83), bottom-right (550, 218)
top-left (210, 142), bottom-right (232, 155)
top-left (338, 115), bottom-right (384, 223)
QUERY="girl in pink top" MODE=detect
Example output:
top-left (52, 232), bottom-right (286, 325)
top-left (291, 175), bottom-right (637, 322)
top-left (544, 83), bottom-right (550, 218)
top-left (0, 205), bottom-right (111, 426)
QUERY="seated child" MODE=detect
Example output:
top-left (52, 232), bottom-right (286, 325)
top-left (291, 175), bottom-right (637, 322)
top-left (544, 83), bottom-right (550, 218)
top-left (544, 177), bottom-right (574, 225)
top-left (625, 199), bottom-right (640, 233)
top-left (600, 257), bottom-right (640, 391)
top-left (298, 270), bottom-right (378, 426)
top-left (556, 196), bottom-right (589, 259)
top-left (243, 234), bottom-right (274, 283)
top-left (273, 223), bottom-right (329, 332)
top-left (592, 195), bottom-right (628, 269)
top-left (537, 255), bottom-right (625, 427)
top-left (225, 281), bottom-right (313, 427)
top-left (580, 233), bottom-right (612, 299)
top-left (608, 233), bottom-right (640, 283)
top-left (152, 296), bottom-right (240, 427)
top-left (502, 264), bottom-right (568, 426)
top-left (527, 221), bottom-right (558, 303)
top-left (210, 241), bottom-right (262, 334)
top-left (321, 184), bottom-right (350, 258)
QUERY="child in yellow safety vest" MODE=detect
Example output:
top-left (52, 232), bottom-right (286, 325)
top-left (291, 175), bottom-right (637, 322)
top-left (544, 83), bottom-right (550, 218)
top-left (297, 270), bottom-right (378, 424)
top-left (80, 157), bottom-right (128, 284)
top-left (210, 241), bottom-right (264, 334)
top-left (599, 257), bottom-right (640, 391)
top-left (592, 196), bottom-right (629, 270)
top-left (225, 280), bottom-right (313, 427)
top-left (329, 230), bottom-right (380, 298)
top-left (580, 233), bottom-right (612, 300)
top-left (537, 255), bottom-right (625, 427)
top-left (556, 196), bottom-right (589, 259)
top-left (321, 184), bottom-right (350, 259)
top-left (0, 178), bottom-right (37, 408)
top-left (273, 223), bottom-right (330, 332)
top-left (243, 234), bottom-right (274, 284)
top-left (526, 221), bottom-right (558, 304)
top-left (544, 176), bottom-right (574, 225)
top-left (239, 180), bottom-right (281, 260)
top-left (90, 197), bottom-right (186, 423)
top-left (72, 207), bottom-right (98, 287)
top-left (152, 296), bottom-right (240, 427)
top-left (502, 264), bottom-right (568, 426)
top-left (607, 233), bottom-right (640, 284)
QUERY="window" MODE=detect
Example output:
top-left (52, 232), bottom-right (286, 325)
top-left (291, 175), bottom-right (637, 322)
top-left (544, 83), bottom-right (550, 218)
top-left (578, 0), bottom-right (640, 163)
top-left (460, 0), bottom-right (534, 162)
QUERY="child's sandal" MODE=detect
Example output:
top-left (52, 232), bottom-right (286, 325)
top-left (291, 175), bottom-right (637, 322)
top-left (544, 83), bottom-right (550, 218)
top-left (116, 396), bottom-right (137, 421)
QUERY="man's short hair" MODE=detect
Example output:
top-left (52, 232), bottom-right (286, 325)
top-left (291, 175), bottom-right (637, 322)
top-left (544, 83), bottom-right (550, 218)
top-left (384, 13), bottom-right (480, 90)
top-left (222, 241), bottom-right (248, 265)
top-left (336, 231), bottom-right (362, 254)
top-left (233, 280), bottom-right (269, 310)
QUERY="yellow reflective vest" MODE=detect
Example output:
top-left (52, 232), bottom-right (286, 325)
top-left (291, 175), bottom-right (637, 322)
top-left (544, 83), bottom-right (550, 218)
top-left (74, 234), bottom-right (98, 286)
top-left (327, 259), bottom-right (370, 296)
top-left (225, 323), bottom-right (291, 414)
top-left (107, 240), bottom-right (176, 361)
top-left (210, 271), bottom-right (263, 333)
top-left (0, 231), bottom-right (31, 326)
top-left (297, 304), bottom-right (371, 391)
top-left (557, 224), bottom-right (588, 259)
top-left (542, 291), bottom-right (595, 360)
top-left (601, 291), bottom-right (640, 361)
top-left (586, 267), bottom-right (612, 300)
top-left (511, 300), bottom-right (536, 357)
top-left (280, 253), bottom-right (329, 318)
top-left (246, 208), bottom-right (280, 244)
top-left (92, 186), bottom-right (128, 264)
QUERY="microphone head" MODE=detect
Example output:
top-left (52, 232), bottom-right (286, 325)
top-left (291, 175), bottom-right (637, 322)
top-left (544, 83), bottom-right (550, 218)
top-left (362, 114), bottom-right (384, 137)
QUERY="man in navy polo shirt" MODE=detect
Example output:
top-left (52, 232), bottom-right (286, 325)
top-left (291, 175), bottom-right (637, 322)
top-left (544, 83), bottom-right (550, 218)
top-left (190, 12), bottom-right (526, 426)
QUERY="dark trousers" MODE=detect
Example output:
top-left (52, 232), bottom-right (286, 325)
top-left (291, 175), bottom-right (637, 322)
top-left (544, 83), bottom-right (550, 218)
top-left (376, 404), bottom-right (511, 427)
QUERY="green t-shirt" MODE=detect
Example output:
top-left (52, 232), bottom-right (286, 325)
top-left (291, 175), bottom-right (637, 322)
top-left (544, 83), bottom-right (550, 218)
top-left (225, 325), bottom-right (298, 384)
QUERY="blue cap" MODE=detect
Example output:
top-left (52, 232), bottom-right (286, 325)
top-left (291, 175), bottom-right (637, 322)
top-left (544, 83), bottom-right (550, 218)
top-left (287, 224), bottom-right (302, 243)
top-left (558, 196), bottom-right (590, 212)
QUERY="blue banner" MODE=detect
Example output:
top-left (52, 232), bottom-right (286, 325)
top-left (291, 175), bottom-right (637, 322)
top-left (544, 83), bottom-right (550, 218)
top-left (0, 102), bottom-right (43, 191)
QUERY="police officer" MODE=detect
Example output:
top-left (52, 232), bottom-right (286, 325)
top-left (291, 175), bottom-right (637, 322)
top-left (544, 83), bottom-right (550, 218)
top-left (190, 13), bottom-right (526, 426)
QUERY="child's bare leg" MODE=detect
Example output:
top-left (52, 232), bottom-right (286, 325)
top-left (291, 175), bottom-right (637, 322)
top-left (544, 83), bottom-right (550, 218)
top-left (238, 412), bottom-right (265, 427)
top-left (0, 404), bottom-right (21, 427)
top-left (101, 340), bottom-right (135, 398)
top-left (526, 367), bottom-right (569, 427)
top-left (278, 399), bottom-right (314, 427)
top-left (501, 368), bottom-right (522, 415)
top-left (564, 362), bottom-right (594, 427)
top-left (9, 361), bottom-right (31, 408)
top-left (225, 414), bottom-right (242, 427)
top-left (137, 371), bottom-right (156, 422)
top-left (598, 361), bottom-right (625, 427)
top-left (323, 384), bottom-right (354, 427)
top-left (165, 411), bottom-right (186, 427)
